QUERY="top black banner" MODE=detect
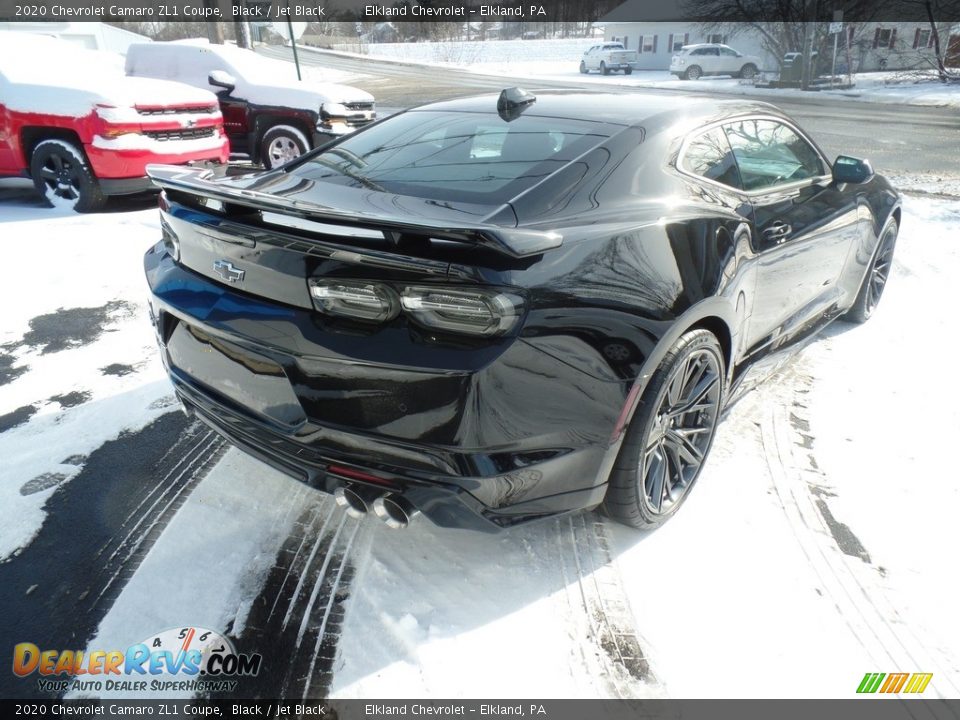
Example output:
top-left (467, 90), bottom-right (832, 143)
top-left (0, 0), bottom-right (958, 23)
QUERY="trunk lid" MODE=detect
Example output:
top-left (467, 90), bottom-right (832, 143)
top-left (149, 165), bottom-right (562, 310)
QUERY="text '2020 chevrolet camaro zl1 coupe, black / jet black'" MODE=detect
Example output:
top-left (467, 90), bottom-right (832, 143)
top-left (144, 89), bottom-right (900, 533)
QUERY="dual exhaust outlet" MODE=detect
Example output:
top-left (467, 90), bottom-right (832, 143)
top-left (334, 485), bottom-right (419, 529)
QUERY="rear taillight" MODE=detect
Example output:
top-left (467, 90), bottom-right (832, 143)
top-left (306, 279), bottom-right (524, 337)
top-left (308, 279), bottom-right (400, 322)
top-left (401, 286), bottom-right (523, 337)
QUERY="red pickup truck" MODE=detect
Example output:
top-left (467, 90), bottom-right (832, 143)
top-left (0, 33), bottom-right (229, 212)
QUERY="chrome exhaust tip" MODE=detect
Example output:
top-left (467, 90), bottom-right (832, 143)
top-left (334, 486), bottom-right (369, 518)
top-left (372, 494), bottom-right (419, 529)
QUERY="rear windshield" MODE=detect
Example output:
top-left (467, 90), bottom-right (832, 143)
top-left (292, 110), bottom-right (616, 205)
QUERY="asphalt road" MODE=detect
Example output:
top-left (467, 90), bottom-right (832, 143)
top-left (261, 45), bottom-right (960, 178)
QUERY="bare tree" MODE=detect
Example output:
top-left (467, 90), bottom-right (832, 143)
top-left (688, 0), bottom-right (888, 70)
top-left (897, 0), bottom-right (960, 80)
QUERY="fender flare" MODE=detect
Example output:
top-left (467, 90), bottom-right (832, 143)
top-left (610, 296), bottom-right (738, 444)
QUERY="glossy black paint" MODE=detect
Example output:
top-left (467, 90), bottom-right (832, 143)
top-left (144, 91), bottom-right (900, 531)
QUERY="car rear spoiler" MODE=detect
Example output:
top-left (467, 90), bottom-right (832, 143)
top-left (146, 165), bottom-right (563, 259)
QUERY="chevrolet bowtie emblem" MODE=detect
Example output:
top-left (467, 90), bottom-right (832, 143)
top-left (213, 260), bottom-right (245, 283)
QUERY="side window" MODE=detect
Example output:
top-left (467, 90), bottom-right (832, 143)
top-left (680, 126), bottom-right (742, 189)
top-left (722, 119), bottom-right (825, 191)
top-left (720, 47), bottom-right (738, 56)
top-left (690, 48), bottom-right (707, 56)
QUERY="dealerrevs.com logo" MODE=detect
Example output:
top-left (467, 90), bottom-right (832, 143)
top-left (12, 626), bottom-right (262, 694)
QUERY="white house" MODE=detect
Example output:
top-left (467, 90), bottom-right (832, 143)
top-left (596, 15), bottom-right (960, 73)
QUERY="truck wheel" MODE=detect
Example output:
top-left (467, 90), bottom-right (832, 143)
top-left (624, 67), bottom-right (633, 75)
top-left (600, 61), bottom-right (610, 76)
top-left (684, 65), bottom-right (702, 80)
top-left (739, 63), bottom-right (758, 79)
top-left (579, 61), bottom-right (587, 74)
top-left (30, 139), bottom-right (106, 213)
top-left (260, 124), bottom-right (311, 170)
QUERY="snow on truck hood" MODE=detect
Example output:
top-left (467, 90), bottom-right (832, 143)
top-left (0, 34), bottom-right (219, 115)
top-left (2, 74), bottom-right (220, 119)
top-left (100, 76), bottom-right (219, 108)
top-left (237, 78), bottom-right (374, 109)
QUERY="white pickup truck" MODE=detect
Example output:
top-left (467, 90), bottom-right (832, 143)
top-left (579, 43), bottom-right (638, 75)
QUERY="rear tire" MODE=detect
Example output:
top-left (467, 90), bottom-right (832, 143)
top-left (30, 139), bottom-right (106, 213)
top-left (600, 61), bottom-right (610, 76)
top-left (844, 219), bottom-right (898, 324)
top-left (624, 67), bottom-right (633, 75)
top-left (739, 63), bottom-right (758, 79)
top-left (260, 124), bottom-right (310, 170)
top-left (684, 65), bottom-right (702, 80)
top-left (602, 329), bottom-right (725, 530)
top-left (579, 60), bottom-right (588, 74)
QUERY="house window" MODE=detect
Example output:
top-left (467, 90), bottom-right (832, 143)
top-left (641, 35), bottom-right (657, 53)
top-left (707, 33), bottom-right (727, 44)
top-left (668, 33), bottom-right (689, 52)
top-left (874, 27), bottom-right (896, 49)
top-left (914, 28), bottom-right (932, 49)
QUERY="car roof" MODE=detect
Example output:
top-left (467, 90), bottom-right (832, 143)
top-left (413, 90), bottom-right (782, 128)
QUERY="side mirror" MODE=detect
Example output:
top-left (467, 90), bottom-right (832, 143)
top-left (208, 70), bottom-right (236, 91)
top-left (832, 155), bottom-right (874, 184)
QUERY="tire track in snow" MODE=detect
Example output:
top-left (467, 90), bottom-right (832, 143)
top-left (213, 497), bottom-right (365, 702)
top-left (761, 362), bottom-right (960, 706)
top-left (556, 513), bottom-right (661, 698)
top-left (0, 412), bottom-right (225, 699)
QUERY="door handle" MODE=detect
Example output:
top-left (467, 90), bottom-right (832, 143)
top-left (763, 222), bottom-right (792, 244)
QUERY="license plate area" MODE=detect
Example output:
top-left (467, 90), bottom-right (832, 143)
top-left (167, 322), bottom-right (306, 428)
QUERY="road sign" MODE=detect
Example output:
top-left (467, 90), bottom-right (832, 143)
top-left (829, 22), bottom-right (844, 35)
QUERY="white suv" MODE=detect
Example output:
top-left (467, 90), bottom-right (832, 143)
top-left (669, 44), bottom-right (761, 80)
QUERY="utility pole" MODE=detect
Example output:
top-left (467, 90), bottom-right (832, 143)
top-left (800, 21), bottom-right (815, 90)
top-left (286, 0), bottom-right (302, 81)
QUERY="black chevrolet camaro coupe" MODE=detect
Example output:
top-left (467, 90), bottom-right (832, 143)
top-left (145, 89), bottom-right (900, 533)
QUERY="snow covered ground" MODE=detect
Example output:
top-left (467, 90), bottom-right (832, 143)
top-left (316, 39), bottom-right (960, 108)
top-left (1, 178), bottom-right (958, 699)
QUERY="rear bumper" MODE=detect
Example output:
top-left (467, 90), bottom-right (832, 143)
top-left (144, 244), bottom-right (627, 531)
top-left (174, 376), bottom-right (608, 532)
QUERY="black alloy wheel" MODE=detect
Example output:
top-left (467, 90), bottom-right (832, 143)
top-left (603, 329), bottom-right (725, 530)
top-left (845, 219), bottom-right (898, 324)
top-left (30, 139), bottom-right (106, 213)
